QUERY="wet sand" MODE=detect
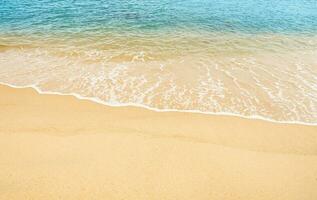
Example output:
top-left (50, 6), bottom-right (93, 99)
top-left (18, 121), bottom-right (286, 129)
top-left (0, 84), bottom-right (317, 200)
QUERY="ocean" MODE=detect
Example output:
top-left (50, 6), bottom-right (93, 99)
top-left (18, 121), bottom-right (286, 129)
top-left (0, 0), bottom-right (317, 124)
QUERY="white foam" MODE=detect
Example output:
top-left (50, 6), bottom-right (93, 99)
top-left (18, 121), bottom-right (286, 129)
top-left (1, 81), bottom-right (316, 126)
top-left (1, 43), bottom-right (317, 126)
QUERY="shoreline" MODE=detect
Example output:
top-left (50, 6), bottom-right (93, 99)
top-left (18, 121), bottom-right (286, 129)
top-left (1, 83), bottom-right (317, 155)
top-left (1, 82), bottom-right (316, 127)
top-left (1, 83), bottom-right (317, 199)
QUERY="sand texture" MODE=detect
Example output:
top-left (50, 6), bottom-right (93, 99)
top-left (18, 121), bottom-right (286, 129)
top-left (0, 84), bottom-right (317, 200)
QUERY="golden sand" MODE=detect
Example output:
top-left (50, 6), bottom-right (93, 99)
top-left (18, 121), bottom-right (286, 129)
top-left (0, 84), bottom-right (317, 200)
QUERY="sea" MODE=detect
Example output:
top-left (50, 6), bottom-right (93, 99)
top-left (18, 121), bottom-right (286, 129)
top-left (0, 0), bottom-right (317, 124)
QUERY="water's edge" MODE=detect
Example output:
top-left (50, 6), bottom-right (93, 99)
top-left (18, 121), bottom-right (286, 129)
top-left (2, 81), bottom-right (316, 127)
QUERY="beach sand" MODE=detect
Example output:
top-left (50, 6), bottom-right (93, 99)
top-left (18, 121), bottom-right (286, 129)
top-left (0, 84), bottom-right (317, 200)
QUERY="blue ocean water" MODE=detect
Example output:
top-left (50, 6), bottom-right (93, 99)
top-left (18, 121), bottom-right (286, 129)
top-left (1, 0), bottom-right (317, 34)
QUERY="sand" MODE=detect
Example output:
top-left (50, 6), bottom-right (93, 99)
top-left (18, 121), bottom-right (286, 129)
top-left (0, 84), bottom-right (317, 200)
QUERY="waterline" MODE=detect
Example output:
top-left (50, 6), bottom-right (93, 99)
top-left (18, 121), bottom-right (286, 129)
top-left (1, 82), bottom-right (316, 126)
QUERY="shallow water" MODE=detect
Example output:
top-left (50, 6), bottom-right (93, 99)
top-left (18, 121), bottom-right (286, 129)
top-left (0, 0), bottom-right (317, 124)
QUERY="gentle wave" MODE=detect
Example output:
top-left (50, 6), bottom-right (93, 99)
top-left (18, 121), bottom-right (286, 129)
top-left (1, 36), bottom-right (316, 124)
top-left (1, 81), bottom-right (317, 126)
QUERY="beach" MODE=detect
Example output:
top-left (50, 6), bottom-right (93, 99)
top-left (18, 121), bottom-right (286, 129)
top-left (1, 84), bottom-right (317, 200)
top-left (1, 0), bottom-right (317, 199)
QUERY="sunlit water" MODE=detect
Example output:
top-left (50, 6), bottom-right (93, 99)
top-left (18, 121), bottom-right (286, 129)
top-left (1, 0), bottom-right (317, 124)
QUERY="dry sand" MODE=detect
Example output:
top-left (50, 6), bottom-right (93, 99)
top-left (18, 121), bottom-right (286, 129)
top-left (0, 84), bottom-right (317, 200)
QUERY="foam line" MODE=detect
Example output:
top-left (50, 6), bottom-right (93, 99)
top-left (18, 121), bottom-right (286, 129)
top-left (0, 82), bottom-right (317, 126)
top-left (1, 81), bottom-right (316, 126)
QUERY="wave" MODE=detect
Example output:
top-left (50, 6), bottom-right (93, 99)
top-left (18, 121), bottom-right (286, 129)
top-left (1, 81), bottom-right (316, 126)
top-left (1, 34), bottom-right (317, 125)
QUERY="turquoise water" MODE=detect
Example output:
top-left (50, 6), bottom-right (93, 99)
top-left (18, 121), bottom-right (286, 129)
top-left (1, 0), bottom-right (317, 34)
top-left (0, 0), bottom-right (317, 124)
